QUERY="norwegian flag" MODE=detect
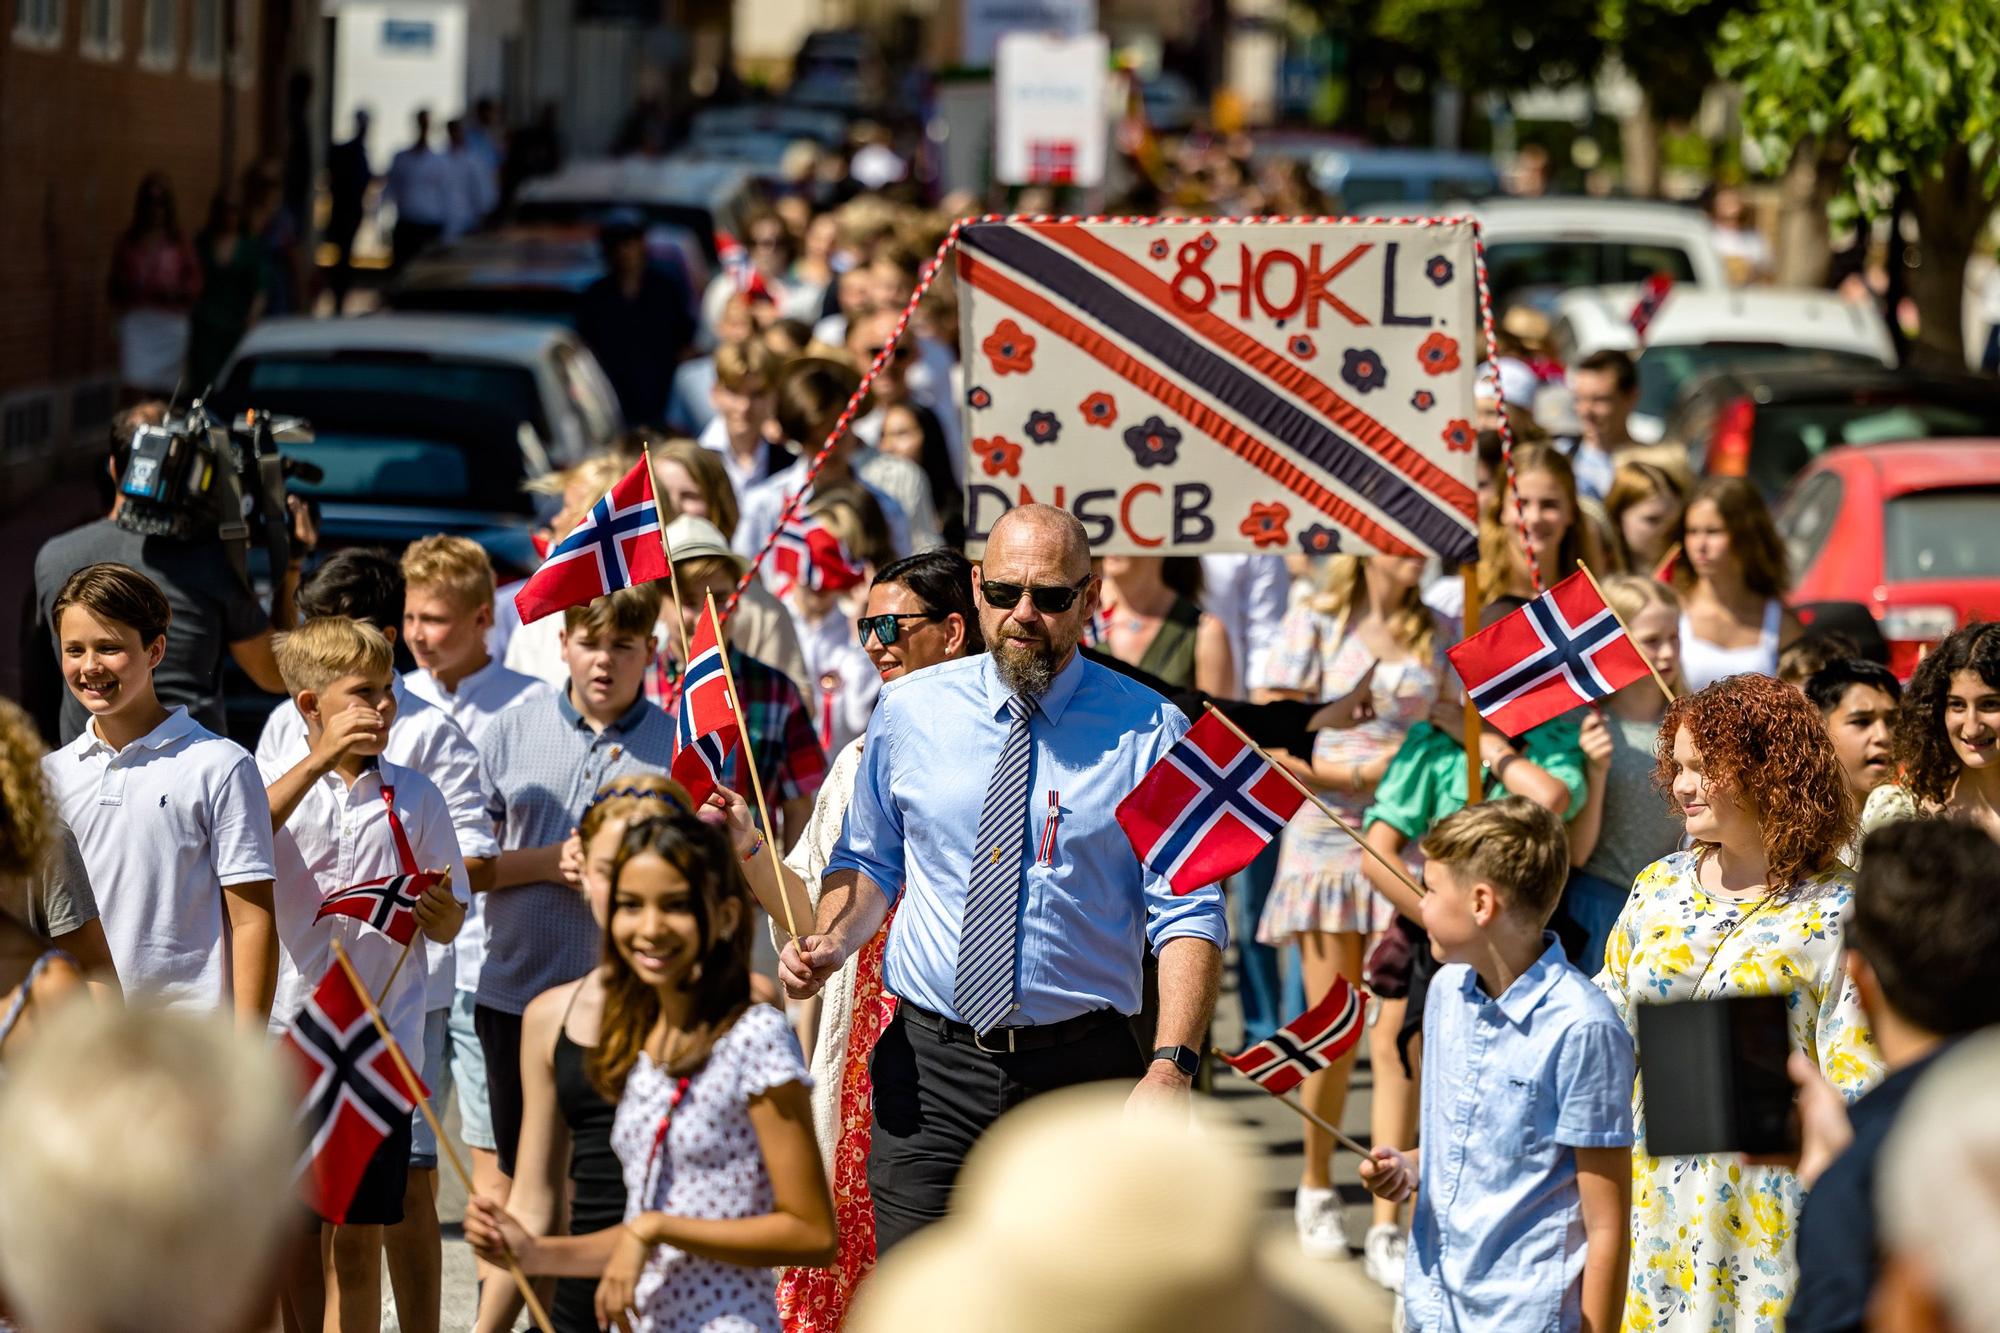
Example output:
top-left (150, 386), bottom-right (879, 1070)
top-left (1446, 570), bottom-right (1652, 736)
top-left (1221, 976), bottom-right (1367, 1097)
top-left (1027, 139), bottom-right (1078, 185)
top-left (1116, 711), bottom-right (1306, 896)
top-left (1083, 601), bottom-right (1113, 648)
top-left (281, 963), bottom-right (428, 1223)
top-left (670, 603), bottom-right (742, 808)
top-left (715, 229), bottom-right (773, 302)
top-left (513, 457), bottom-right (669, 625)
top-left (1629, 272), bottom-right (1674, 341)
top-left (770, 516), bottom-right (866, 596)
top-left (313, 871), bottom-right (439, 947)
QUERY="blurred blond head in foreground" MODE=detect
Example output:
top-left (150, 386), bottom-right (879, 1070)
top-left (0, 1004), bottom-right (299, 1333)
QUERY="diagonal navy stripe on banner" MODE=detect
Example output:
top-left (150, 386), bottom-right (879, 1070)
top-left (961, 225), bottom-right (1477, 563)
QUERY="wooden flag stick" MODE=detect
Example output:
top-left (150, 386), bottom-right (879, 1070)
top-left (1460, 564), bottom-right (1483, 805)
top-left (703, 592), bottom-right (801, 941)
top-left (1578, 561), bottom-right (1676, 705)
top-left (330, 943), bottom-right (556, 1333)
top-left (1274, 1087), bottom-right (1373, 1158)
top-left (377, 867), bottom-right (448, 1000)
top-left (1202, 704), bottom-right (1426, 901)
top-left (642, 444), bottom-right (694, 666)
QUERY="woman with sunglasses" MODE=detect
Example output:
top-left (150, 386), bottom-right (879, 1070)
top-left (749, 548), bottom-right (982, 1333)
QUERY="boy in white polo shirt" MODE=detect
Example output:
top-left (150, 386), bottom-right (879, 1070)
top-left (265, 616), bottom-right (467, 1333)
top-left (41, 562), bottom-right (277, 1021)
top-left (399, 534), bottom-right (549, 1226)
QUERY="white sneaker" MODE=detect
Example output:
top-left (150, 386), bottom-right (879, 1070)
top-left (1294, 1185), bottom-right (1349, 1260)
top-left (1363, 1223), bottom-right (1407, 1292)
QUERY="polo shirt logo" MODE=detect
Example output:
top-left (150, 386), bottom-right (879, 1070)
top-left (159, 794), bottom-right (168, 808)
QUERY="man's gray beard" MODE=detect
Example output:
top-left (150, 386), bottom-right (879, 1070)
top-left (993, 636), bottom-right (1058, 698)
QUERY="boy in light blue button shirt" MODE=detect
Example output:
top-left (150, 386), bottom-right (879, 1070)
top-left (1362, 796), bottom-right (1634, 1332)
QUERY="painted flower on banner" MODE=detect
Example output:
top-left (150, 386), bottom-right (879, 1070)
top-left (982, 320), bottom-right (1037, 376)
top-left (1298, 524), bottom-right (1343, 556)
top-left (1025, 410), bottom-right (1062, 445)
top-left (1081, 391), bottom-right (1118, 427)
top-left (1411, 389), bottom-right (1436, 412)
top-left (967, 385), bottom-right (993, 410)
top-left (1288, 334), bottom-right (1317, 359)
top-left (977, 436), bottom-right (1023, 477)
top-left (1441, 418), bottom-right (1475, 453)
top-left (1240, 502), bottom-right (1291, 549)
top-left (1123, 416), bottom-right (1182, 468)
top-left (1425, 255), bottom-right (1454, 287)
top-left (1341, 348), bottom-right (1388, 394)
top-left (1149, 238), bottom-right (1170, 260)
top-left (1418, 332), bottom-right (1461, 376)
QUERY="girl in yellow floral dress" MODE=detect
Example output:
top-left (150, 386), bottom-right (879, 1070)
top-left (1596, 674), bottom-right (1882, 1332)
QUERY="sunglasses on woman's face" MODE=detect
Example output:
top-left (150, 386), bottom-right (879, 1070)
top-left (857, 611), bottom-right (942, 648)
top-left (979, 575), bottom-right (1090, 614)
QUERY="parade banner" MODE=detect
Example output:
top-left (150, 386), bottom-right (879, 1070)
top-left (955, 219), bottom-right (1484, 561)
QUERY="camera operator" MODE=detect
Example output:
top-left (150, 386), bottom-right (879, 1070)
top-left (24, 401), bottom-right (315, 745)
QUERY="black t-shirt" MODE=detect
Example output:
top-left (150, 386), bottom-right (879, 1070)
top-left (30, 518), bottom-right (269, 744)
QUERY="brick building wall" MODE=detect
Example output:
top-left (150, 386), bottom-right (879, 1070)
top-left (0, 0), bottom-right (272, 479)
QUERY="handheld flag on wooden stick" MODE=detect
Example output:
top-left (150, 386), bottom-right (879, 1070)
top-left (1222, 975), bottom-right (1368, 1097)
top-left (513, 456), bottom-right (669, 625)
top-left (280, 962), bottom-right (428, 1223)
top-left (670, 602), bottom-right (742, 809)
top-left (313, 870), bottom-right (440, 947)
top-left (1445, 569), bottom-right (1653, 736)
top-left (1116, 710), bottom-right (1304, 895)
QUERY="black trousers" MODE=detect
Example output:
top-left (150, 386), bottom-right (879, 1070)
top-left (868, 1007), bottom-right (1145, 1255)
top-left (473, 1004), bottom-right (526, 1177)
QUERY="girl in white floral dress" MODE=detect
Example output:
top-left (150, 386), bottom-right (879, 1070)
top-left (1597, 675), bottom-right (1882, 1332)
top-left (1250, 553), bottom-right (1446, 1258)
top-left (466, 813), bottom-right (836, 1333)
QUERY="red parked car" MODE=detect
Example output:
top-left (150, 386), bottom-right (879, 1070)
top-left (1778, 440), bottom-right (2000, 677)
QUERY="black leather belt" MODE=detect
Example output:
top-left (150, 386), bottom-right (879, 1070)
top-left (900, 1002), bottom-right (1126, 1055)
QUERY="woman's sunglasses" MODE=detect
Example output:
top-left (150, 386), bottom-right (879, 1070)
top-left (857, 611), bottom-right (943, 647)
top-left (980, 576), bottom-right (1090, 614)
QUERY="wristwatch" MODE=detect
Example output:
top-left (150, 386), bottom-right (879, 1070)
top-left (1151, 1044), bottom-right (1201, 1078)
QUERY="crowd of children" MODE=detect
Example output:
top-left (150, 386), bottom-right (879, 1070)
top-left (2, 175), bottom-right (2000, 1333)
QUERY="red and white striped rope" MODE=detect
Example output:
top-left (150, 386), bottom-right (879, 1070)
top-left (722, 212), bottom-right (1508, 622)
top-left (1468, 226), bottom-right (1540, 595)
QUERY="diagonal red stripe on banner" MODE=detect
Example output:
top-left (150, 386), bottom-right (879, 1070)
top-left (958, 252), bottom-right (1422, 558)
top-left (1031, 222), bottom-right (1477, 520)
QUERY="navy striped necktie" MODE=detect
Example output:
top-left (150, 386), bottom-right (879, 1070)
top-left (954, 692), bottom-right (1035, 1034)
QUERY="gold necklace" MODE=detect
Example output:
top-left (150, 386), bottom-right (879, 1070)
top-left (1689, 878), bottom-right (1776, 1000)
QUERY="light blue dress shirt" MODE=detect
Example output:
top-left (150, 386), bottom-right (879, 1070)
top-left (825, 651), bottom-right (1229, 1027)
top-left (1406, 934), bottom-right (1635, 1332)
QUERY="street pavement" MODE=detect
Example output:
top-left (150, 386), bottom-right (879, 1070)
top-left (429, 973), bottom-right (1397, 1331)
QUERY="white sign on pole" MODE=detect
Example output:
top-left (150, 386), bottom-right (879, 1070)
top-left (993, 32), bottom-right (1109, 188)
top-left (961, 0), bottom-right (1095, 70)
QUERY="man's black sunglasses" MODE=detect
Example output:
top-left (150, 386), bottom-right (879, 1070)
top-left (857, 611), bottom-right (942, 647)
top-left (980, 575), bottom-right (1091, 614)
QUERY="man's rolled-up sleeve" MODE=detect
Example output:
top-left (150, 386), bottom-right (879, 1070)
top-left (823, 704), bottom-right (906, 903)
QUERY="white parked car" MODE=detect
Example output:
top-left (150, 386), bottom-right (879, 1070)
top-left (1550, 285), bottom-right (1898, 441)
top-left (1468, 198), bottom-right (1730, 313)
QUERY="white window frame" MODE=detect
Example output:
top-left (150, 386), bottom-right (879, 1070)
top-left (187, 0), bottom-right (217, 74)
top-left (11, 0), bottom-right (65, 51)
top-left (138, 0), bottom-right (175, 69)
top-left (78, 0), bottom-right (120, 60)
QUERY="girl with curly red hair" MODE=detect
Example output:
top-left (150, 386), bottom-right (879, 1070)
top-left (1595, 673), bottom-right (1882, 1333)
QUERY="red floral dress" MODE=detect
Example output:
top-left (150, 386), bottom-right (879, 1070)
top-left (775, 914), bottom-right (898, 1331)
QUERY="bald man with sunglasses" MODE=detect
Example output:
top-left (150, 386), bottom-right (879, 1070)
top-left (781, 504), bottom-right (1228, 1253)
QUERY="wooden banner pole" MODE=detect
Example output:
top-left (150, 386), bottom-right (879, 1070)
top-left (1460, 565), bottom-right (1483, 805)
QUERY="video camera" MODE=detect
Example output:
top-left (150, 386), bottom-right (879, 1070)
top-left (116, 402), bottom-right (322, 584)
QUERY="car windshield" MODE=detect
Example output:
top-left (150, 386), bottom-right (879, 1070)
top-left (386, 288), bottom-right (584, 327)
top-left (1637, 345), bottom-right (1878, 421)
top-left (1884, 488), bottom-right (2000, 582)
top-left (1748, 398), bottom-right (2000, 496)
top-left (1484, 241), bottom-right (1697, 311)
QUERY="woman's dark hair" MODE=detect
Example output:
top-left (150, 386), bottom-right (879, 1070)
top-left (874, 548), bottom-right (984, 654)
top-left (1894, 622), bottom-right (2000, 805)
top-left (298, 549), bottom-right (404, 631)
top-left (125, 172), bottom-right (181, 243)
top-left (1160, 557), bottom-right (1205, 605)
top-left (588, 813), bottom-right (753, 1101)
top-left (883, 401), bottom-right (965, 547)
top-left (775, 360), bottom-right (866, 449)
